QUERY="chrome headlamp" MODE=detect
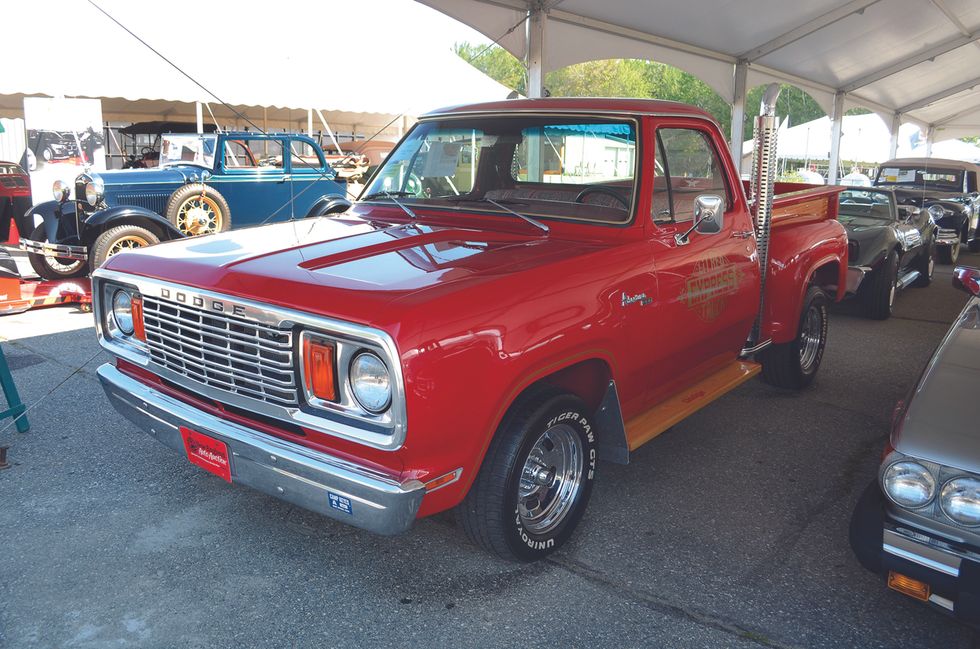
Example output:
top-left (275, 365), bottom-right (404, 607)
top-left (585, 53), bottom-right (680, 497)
top-left (927, 204), bottom-right (946, 220)
top-left (940, 477), bottom-right (980, 527)
top-left (85, 178), bottom-right (104, 206)
top-left (52, 179), bottom-right (70, 203)
top-left (882, 460), bottom-right (936, 508)
top-left (349, 352), bottom-right (392, 413)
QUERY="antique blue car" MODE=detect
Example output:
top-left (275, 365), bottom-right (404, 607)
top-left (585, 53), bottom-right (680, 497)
top-left (20, 132), bottom-right (350, 278)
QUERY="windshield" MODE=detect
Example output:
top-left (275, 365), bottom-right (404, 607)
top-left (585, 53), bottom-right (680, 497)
top-left (876, 165), bottom-right (963, 191)
top-left (160, 134), bottom-right (218, 169)
top-left (838, 190), bottom-right (893, 220)
top-left (363, 116), bottom-right (638, 224)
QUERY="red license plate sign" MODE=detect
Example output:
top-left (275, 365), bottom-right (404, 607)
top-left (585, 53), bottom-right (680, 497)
top-left (180, 427), bottom-right (231, 482)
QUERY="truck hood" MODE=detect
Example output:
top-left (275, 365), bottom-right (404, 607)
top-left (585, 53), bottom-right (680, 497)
top-left (102, 208), bottom-right (599, 328)
top-left (895, 298), bottom-right (980, 472)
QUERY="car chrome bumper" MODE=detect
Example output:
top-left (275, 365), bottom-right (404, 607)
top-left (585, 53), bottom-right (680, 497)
top-left (936, 228), bottom-right (961, 246)
top-left (846, 265), bottom-right (872, 294)
top-left (19, 238), bottom-right (88, 261)
top-left (98, 363), bottom-right (425, 535)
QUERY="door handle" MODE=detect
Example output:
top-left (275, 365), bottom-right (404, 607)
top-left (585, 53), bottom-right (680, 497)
top-left (279, 174), bottom-right (291, 183)
top-left (732, 230), bottom-right (754, 239)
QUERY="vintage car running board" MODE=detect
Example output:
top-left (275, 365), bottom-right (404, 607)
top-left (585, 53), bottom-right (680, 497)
top-left (625, 360), bottom-right (762, 451)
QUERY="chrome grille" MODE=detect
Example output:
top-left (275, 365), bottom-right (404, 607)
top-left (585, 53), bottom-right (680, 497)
top-left (142, 295), bottom-right (298, 406)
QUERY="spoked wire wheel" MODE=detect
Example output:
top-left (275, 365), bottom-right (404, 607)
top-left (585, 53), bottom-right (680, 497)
top-left (176, 195), bottom-right (224, 236)
top-left (106, 234), bottom-right (151, 258)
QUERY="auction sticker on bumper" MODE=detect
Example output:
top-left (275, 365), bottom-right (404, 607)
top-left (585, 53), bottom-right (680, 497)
top-left (180, 427), bottom-right (231, 483)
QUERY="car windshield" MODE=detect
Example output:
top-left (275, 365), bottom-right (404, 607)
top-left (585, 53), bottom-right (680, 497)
top-left (363, 116), bottom-right (638, 224)
top-left (0, 163), bottom-right (23, 175)
top-left (838, 190), bottom-right (893, 220)
top-left (159, 134), bottom-right (218, 169)
top-left (876, 165), bottom-right (963, 191)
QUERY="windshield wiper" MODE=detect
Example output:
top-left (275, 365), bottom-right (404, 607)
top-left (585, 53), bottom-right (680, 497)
top-left (369, 190), bottom-right (417, 220)
top-left (361, 190), bottom-right (416, 201)
top-left (445, 196), bottom-right (548, 234)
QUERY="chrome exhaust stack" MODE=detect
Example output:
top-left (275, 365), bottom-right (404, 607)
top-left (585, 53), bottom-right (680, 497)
top-left (748, 83), bottom-right (781, 346)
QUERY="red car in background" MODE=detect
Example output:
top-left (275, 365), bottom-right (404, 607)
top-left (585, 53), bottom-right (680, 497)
top-left (0, 161), bottom-right (31, 245)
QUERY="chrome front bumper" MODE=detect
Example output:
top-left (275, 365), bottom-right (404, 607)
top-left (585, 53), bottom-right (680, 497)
top-left (98, 363), bottom-right (425, 535)
top-left (19, 238), bottom-right (88, 261)
top-left (846, 265), bottom-right (872, 294)
top-left (883, 525), bottom-right (965, 612)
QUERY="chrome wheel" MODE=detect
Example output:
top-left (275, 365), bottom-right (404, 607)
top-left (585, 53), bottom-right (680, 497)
top-left (799, 304), bottom-right (823, 372)
top-left (928, 252), bottom-right (935, 279)
top-left (888, 275), bottom-right (896, 309)
top-left (106, 234), bottom-right (150, 258)
top-left (517, 424), bottom-right (584, 535)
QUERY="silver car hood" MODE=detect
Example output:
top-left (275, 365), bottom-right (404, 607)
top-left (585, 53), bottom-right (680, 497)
top-left (895, 296), bottom-right (980, 472)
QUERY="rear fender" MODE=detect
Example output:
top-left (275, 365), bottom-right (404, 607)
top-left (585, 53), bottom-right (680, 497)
top-left (81, 206), bottom-right (184, 247)
top-left (763, 221), bottom-right (847, 343)
top-left (306, 193), bottom-right (352, 217)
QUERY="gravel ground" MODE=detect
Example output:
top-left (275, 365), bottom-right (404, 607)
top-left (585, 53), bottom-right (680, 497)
top-left (2, 251), bottom-right (979, 648)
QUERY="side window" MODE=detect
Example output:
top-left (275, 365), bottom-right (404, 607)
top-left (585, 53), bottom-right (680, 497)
top-left (224, 139), bottom-right (283, 169)
top-left (655, 128), bottom-right (730, 223)
top-left (290, 140), bottom-right (325, 172)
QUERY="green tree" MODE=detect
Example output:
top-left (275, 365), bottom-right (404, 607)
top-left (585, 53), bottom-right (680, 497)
top-left (454, 42), bottom-right (527, 95)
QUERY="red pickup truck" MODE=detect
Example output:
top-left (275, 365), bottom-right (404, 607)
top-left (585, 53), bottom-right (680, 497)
top-left (93, 97), bottom-right (847, 560)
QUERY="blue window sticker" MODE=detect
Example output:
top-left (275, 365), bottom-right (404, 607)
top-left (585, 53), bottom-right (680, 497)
top-left (328, 492), bottom-right (353, 515)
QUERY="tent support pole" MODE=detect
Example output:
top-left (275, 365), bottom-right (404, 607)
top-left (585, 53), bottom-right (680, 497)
top-left (926, 125), bottom-right (936, 157)
top-left (527, 5), bottom-right (547, 99)
top-left (315, 109), bottom-right (344, 154)
top-left (888, 112), bottom-right (901, 159)
top-left (730, 60), bottom-right (748, 166)
top-left (308, 109), bottom-right (313, 137)
top-left (827, 91), bottom-right (845, 184)
top-left (195, 102), bottom-right (203, 134)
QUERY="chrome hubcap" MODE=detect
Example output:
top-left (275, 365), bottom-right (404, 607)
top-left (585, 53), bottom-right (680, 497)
top-left (799, 305), bottom-right (823, 372)
top-left (928, 254), bottom-right (935, 278)
top-left (888, 278), bottom-right (896, 308)
top-left (518, 424), bottom-right (584, 535)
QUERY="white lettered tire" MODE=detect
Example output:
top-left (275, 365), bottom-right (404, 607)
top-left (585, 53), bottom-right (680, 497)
top-left (458, 389), bottom-right (597, 561)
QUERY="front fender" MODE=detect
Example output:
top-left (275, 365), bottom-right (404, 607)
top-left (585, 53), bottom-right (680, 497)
top-left (81, 206), bottom-right (183, 247)
top-left (307, 194), bottom-right (353, 217)
top-left (25, 200), bottom-right (75, 242)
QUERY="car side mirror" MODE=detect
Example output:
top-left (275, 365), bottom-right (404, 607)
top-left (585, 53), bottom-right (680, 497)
top-left (952, 266), bottom-right (980, 297)
top-left (675, 195), bottom-right (724, 245)
top-left (897, 205), bottom-right (919, 222)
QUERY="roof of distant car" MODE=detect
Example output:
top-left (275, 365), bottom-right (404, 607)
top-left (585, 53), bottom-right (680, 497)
top-left (425, 97), bottom-right (719, 124)
top-left (881, 157), bottom-right (980, 172)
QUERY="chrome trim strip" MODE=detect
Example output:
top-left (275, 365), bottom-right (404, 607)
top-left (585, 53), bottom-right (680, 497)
top-left (19, 238), bottom-right (88, 261)
top-left (92, 268), bottom-right (408, 451)
top-left (883, 528), bottom-right (962, 577)
top-left (929, 593), bottom-right (955, 611)
top-left (937, 228), bottom-right (961, 244)
top-left (98, 363), bottom-right (424, 535)
top-left (846, 266), bottom-right (871, 294)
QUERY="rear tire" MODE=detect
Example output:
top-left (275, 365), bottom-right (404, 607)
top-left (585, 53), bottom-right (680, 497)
top-left (861, 251), bottom-right (898, 320)
top-left (26, 224), bottom-right (88, 280)
top-left (938, 239), bottom-right (961, 264)
top-left (457, 389), bottom-right (597, 561)
top-left (761, 286), bottom-right (829, 390)
top-left (91, 224), bottom-right (160, 269)
top-left (912, 237), bottom-right (935, 288)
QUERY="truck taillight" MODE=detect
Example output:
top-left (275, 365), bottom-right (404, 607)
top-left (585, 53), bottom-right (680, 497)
top-left (303, 338), bottom-right (337, 402)
top-left (131, 295), bottom-right (146, 342)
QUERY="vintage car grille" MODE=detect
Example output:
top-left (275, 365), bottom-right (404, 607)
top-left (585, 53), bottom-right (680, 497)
top-left (118, 193), bottom-right (169, 215)
top-left (141, 295), bottom-right (299, 407)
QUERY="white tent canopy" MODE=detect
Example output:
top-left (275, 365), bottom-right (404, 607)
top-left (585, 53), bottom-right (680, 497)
top-left (2, 0), bottom-right (511, 134)
top-left (421, 0), bottom-right (980, 181)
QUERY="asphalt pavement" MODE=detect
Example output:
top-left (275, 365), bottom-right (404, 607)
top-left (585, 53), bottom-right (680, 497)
top-left (2, 252), bottom-right (980, 648)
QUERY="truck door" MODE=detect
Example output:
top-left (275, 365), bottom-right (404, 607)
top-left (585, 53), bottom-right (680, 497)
top-left (643, 123), bottom-right (761, 404)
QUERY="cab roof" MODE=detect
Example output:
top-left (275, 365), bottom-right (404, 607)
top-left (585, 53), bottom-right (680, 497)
top-left (424, 97), bottom-right (719, 124)
top-left (882, 158), bottom-right (980, 172)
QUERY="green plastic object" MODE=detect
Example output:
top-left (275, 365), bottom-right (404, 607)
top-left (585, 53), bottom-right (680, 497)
top-left (0, 343), bottom-right (29, 433)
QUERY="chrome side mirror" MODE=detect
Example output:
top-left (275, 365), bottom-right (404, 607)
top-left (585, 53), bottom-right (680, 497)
top-left (675, 195), bottom-right (724, 245)
top-left (952, 266), bottom-right (980, 297)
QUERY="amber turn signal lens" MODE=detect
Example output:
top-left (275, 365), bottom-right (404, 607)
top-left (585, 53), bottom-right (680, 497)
top-left (888, 571), bottom-right (930, 601)
top-left (131, 295), bottom-right (146, 342)
top-left (303, 338), bottom-right (337, 402)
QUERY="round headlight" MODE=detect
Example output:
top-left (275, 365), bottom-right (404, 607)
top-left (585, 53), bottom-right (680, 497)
top-left (349, 352), bottom-right (391, 413)
top-left (883, 460), bottom-right (936, 508)
top-left (940, 477), bottom-right (980, 527)
top-left (927, 204), bottom-right (945, 220)
top-left (52, 179), bottom-right (69, 202)
top-left (85, 179), bottom-right (104, 206)
top-left (112, 289), bottom-right (134, 335)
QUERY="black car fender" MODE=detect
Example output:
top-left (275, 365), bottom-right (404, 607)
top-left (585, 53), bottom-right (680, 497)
top-left (80, 205), bottom-right (184, 247)
top-left (24, 200), bottom-right (76, 242)
top-left (306, 193), bottom-right (352, 217)
top-left (926, 200), bottom-right (969, 234)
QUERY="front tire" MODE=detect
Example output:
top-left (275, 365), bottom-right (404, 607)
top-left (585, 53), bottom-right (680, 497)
top-left (90, 225), bottom-right (160, 269)
top-left (861, 251), bottom-right (898, 320)
top-left (912, 237), bottom-right (935, 287)
top-left (165, 184), bottom-right (231, 236)
top-left (458, 389), bottom-right (597, 561)
top-left (26, 224), bottom-right (88, 280)
top-left (939, 239), bottom-right (961, 264)
top-left (761, 286), bottom-right (829, 390)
